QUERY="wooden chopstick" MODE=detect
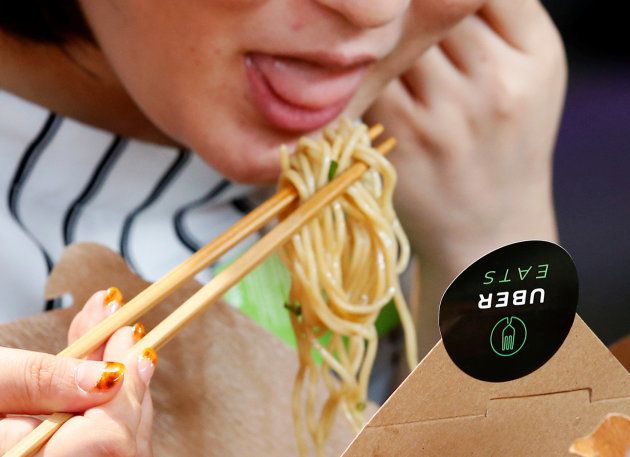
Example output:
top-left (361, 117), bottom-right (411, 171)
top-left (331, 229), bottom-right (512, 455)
top-left (136, 135), bottom-right (396, 355)
top-left (5, 128), bottom-right (393, 457)
top-left (50, 124), bottom-right (383, 361)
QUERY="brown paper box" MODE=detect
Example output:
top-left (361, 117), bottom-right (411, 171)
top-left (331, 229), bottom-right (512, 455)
top-left (0, 243), bottom-right (359, 456)
top-left (342, 314), bottom-right (630, 456)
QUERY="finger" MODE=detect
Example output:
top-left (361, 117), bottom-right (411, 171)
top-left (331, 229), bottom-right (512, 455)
top-left (480, 0), bottom-right (553, 51)
top-left (0, 416), bottom-right (41, 455)
top-left (68, 287), bottom-right (126, 361)
top-left (87, 326), bottom-right (156, 432)
top-left (67, 289), bottom-right (117, 361)
top-left (38, 327), bottom-right (152, 457)
top-left (366, 78), bottom-right (430, 149)
top-left (39, 414), bottom-right (137, 457)
top-left (39, 339), bottom-right (155, 457)
top-left (400, 45), bottom-right (464, 106)
top-left (103, 324), bottom-right (147, 365)
top-left (439, 14), bottom-right (507, 75)
top-left (0, 347), bottom-right (125, 414)
top-left (365, 79), bottom-right (438, 168)
top-left (135, 390), bottom-right (155, 457)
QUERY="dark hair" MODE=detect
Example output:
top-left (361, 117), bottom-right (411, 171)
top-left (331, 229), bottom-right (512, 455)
top-left (0, 1), bottom-right (93, 44)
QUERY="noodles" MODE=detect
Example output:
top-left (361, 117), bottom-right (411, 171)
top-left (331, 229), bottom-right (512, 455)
top-left (278, 118), bottom-right (418, 456)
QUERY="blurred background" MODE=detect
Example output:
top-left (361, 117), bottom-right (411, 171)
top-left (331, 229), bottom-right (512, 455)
top-left (543, 0), bottom-right (629, 344)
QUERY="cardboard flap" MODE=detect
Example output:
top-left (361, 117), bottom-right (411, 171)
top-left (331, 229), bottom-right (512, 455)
top-left (344, 388), bottom-right (630, 457)
top-left (366, 316), bottom-right (630, 427)
top-left (342, 316), bottom-right (630, 457)
top-left (0, 242), bottom-right (360, 457)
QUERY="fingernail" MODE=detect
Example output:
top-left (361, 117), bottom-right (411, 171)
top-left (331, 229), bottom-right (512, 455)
top-left (76, 361), bottom-right (125, 393)
top-left (104, 287), bottom-right (124, 315)
top-left (137, 348), bottom-right (157, 386)
top-left (132, 322), bottom-right (146, 342)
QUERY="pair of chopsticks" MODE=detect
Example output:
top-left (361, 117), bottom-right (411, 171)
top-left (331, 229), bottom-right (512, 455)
top-left (5, 124), bottom-right (394, 457)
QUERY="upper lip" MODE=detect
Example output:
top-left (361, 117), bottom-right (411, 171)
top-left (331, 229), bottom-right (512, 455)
top-left (274, 51), bottom-right (377, 70)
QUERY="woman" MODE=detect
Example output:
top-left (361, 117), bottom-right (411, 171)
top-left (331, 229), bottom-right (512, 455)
top-left (0, 0), bottom-right (565, 454)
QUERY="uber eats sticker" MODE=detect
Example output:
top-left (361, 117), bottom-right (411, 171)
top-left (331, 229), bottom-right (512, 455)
top-left (439, 240), bottom-right (578, 383)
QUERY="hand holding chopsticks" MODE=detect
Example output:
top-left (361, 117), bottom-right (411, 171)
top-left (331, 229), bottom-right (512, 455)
top-left (5, 124), bottom-right (394, 456)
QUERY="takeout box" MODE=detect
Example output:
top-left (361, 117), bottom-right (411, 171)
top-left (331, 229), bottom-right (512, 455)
top-left (342, 312), bottom-right (630, 456)
top-left (1, 242), bottom-right (629, 456)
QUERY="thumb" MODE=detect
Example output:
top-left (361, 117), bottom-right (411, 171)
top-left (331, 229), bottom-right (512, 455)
top-left (0, 347), bottom-right (125, 415)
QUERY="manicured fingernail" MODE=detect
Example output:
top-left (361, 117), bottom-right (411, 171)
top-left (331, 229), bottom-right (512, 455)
top-left (137, 348), bottom-right (157, 386)
top-left (76, 361), bottom-right (125, 393)
top-left (104, 287), bottom-right (124, 315)
top-left (132, 323), bottom-right (146, 342)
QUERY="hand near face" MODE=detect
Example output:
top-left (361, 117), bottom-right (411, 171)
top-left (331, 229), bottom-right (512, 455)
top-left (366, 0), bottom-right (567, 278)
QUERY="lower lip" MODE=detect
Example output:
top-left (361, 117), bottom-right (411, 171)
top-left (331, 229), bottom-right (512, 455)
top-left (245, 55), bottom-right (361, 132)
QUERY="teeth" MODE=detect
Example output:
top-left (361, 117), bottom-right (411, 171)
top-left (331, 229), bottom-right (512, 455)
top-left (273, 59), bottom-right (288, 71)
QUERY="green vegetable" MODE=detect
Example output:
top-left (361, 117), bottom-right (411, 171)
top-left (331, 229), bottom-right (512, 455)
top-left (328, 160), bottom-right (339, 182)
top-left (219, 253), bottom-right (295, 347)
top-left (284, 301), bottom-right (302, 317)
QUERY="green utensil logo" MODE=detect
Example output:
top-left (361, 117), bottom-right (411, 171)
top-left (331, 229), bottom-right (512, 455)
top-left (490, 316), bottom-right (527, 357)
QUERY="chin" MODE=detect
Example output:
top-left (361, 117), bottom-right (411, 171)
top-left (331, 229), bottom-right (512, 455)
top-left (191, 132), bottom-right (283, 185)
top-left (157, 105), bottom-right (284, 184)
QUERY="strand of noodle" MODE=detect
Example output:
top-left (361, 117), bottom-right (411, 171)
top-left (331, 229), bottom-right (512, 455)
top-left (306, 350), bottom-right (320, 439)
top-left (294, 227), bottom-right (373, 335)
top-left (313, 227), bottom-right (390, 315)
top-left (296, 257), bottom-right (373, 337)
top-left (358, 330), bottom-right (378, 401)
top-left (394, 288), bottom-right (418, 370)
top-left (342, 195), bottom-right (397, 300)
top-left (331, 334), bottom-right (350, 372)
top-left (393, 220), bottom-right (411, 273)
top-left (311, 338), bottom-right (355, 387)
top-left (297, 153), bottom-right (316, 195)
top-left (314, 336), bottom-right (361, 428)
top-left (349, 337), bottom-right (365, 375)
top-left (291, 314), bottom-right (309, 456)
top-left (291, 366), bottom-right (308, 457)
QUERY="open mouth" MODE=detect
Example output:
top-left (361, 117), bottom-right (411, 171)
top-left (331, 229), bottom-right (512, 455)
top-left (245, 52), bottom-right (372, 132)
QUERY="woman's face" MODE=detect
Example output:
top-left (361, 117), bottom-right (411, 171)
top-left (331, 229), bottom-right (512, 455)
top-left (79, 0), bottom-right (482, 183)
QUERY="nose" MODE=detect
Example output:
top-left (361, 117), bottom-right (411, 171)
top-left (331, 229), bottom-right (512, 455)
top-left (314, 0), bottom-right (410, 29)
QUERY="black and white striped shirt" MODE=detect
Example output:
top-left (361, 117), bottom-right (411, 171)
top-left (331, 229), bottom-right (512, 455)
top-left (0, 90), bottom-right (265, 323)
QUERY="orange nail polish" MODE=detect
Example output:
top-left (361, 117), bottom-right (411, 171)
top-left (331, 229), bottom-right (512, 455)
top-left (94, 362), bottom-right (125, 392)
top-left (104, 287), bottom-right (124, 307)
top-left (132, 322), bottom-right (146, 342)
top-left (142, 347), bottom-right (158, 367)
top-left (138, 348), bottom-right (157, 386)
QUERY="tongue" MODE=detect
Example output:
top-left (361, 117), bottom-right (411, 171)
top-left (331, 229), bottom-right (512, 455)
top-left (251, 53), bottom-right (366, 110)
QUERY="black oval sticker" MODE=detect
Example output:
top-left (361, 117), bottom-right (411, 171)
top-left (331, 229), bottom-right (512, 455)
top-left (439, 240), bottom-right (579, 382)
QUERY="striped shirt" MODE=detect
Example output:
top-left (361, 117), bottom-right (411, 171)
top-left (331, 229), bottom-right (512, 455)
top-left (0, 90), bottom-right (266, 323)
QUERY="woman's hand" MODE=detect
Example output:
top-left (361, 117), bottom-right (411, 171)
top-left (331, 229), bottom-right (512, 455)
top-left (366, 0), bottom-right (567, 353)
top-left (0, 290), bottom-right (156, 456)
